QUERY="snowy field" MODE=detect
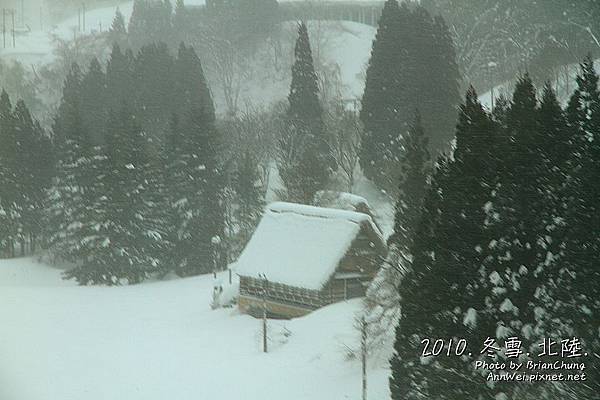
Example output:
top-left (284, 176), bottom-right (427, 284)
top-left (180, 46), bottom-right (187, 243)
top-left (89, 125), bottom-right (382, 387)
top-left (0, 258), bottom-right (391, 400)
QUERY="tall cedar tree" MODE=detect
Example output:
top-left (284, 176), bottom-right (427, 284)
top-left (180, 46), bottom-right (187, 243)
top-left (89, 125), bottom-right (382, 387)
top-left (390, 74), bottom-right (599, 398)
top-left (106, 44), bottom-right (134, 107)
top-left (50, 43), bottom-right (225, 282)
top-left (278, 22), bottom-right (331, 204)
top-left (359, 0), bottom-right (402, 193)
top-left (65, 107), bottom-right (167, 285)
top-left (562, 57), bottom-right (600, 392)
top-left (134, 42), bottom-right (175, 139)
top-left (0, 92), bottom-right (52, 257)
top-left (128, 0), bottom-right (173, 48)
top-left (388, 111), bottom-right (431, 257)
top-left (166, 44), bottom-right (225, 276)
top-left (109, 8), bottom-right (127, 46)
top-left (360, 2), bottom-right (460, 194)
top-left (47, 64), bottom-right (93, 263)
top-left (0, 90), bottom-right (19, 256)
top-left (13, 100), bottom-right (53, 254)
top-left (80, 58), bottom-right (107, 146)
top-left (486, 75), bottom-right (546, 350)
top-left (390, 88), bottom-right (501, 400)
top-left (365, 111), bottom-right (431, 345)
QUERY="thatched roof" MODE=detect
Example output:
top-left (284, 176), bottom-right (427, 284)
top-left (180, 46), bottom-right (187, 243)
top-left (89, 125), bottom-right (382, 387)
top-left (235, 202), bottom-right (385, 290)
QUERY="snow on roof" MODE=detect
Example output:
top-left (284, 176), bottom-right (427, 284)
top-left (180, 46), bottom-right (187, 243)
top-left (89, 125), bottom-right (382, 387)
top-left (235, 202), bottom-right (380, 290)
top-left (314, 190), bottom-right (370, 210)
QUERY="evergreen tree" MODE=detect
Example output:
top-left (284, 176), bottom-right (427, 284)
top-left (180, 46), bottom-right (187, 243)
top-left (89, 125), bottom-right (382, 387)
top-left (106, 44), bottom-right (134, 107)
top-left (488, 75), bottom-right (545, 341)
top-left (109, 7), bottom-right (127, 46)
top-left (561, 57), bottom-right (600, 392)
top-left (164, 50), bottom-right (224, 276)
top-left (128, 0), bottom-right (149, 48)
top-left (128, 0), bottom-right (174, 48)
top-left (360, 3), bottom-right (460, 194)
top-left (388, 111), bottom-right (431, 257)
top-left (538, 83), bottom-right (571, 216)
top-left (168, 108), bottom-right (225, 276)
top-left (365, 111), bottom-right (431, 347)
top-left (360, 0), bottom-right (402, 192)
top-left (278, 22), bottom-right (331, 204)
top-left (13, 100), bottom-right (52, 254)
top-left (173, 43), bottom-right (214, 120)
top-left (0, 90), bottom-right (19, 257)
top-left (80, 58), bottom-right (107, 146)
top-left (47, 64), bottom-right (92, 263)
top-left (64, 106), bottom-right (167, 285)
top-left (134, 42), bottom-right (175, 139)
top-left (390, 88), bottom-right (500, 399)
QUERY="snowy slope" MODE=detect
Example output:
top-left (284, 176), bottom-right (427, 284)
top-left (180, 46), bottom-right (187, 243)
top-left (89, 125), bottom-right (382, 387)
top-left (215, 20), bottom-right (374, 111)
top-left (479, 59), bottom-right (600, 109)
top-left (2, 8), bottom-right (374, 114)
top-left (0, 258), bottom-right (391, 400)
top-left (0, 2), bottom-right (134, 65)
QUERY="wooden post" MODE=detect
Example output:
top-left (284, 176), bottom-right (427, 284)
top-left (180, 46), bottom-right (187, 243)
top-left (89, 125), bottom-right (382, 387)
top-left (361, 316), bottom-right (367, 400)
top-left (228, 268), bottom-right (232, 285)
top-left (262, 287), bottom-right (268, 353)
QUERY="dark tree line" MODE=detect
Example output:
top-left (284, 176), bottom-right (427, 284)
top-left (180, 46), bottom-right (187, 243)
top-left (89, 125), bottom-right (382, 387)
top-left (0, 90), bottom-right (54, 257)
top-left (388, 57), bottom-right (600, 399)
top-left (46, 41), bottom-right (229, 284)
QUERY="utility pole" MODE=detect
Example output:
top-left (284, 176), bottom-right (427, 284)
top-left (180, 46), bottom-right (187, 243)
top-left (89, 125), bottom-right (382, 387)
top-left (82, 2), bottom-right (86, 33)
top-left (211, 235), bottom-right (221, 279)
top-left (487, 61), bottom-right (497, 112)
top-left (361, 316), bottom-right (368, 400)
top-left (3, 8), bottom-right (6, 49)
top-left (260, 273), bottom-right (268, 353)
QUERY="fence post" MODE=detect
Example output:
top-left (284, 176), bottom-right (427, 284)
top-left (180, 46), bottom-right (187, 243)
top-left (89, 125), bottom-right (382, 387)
top-left (361, 316), bottom-right (367, 400)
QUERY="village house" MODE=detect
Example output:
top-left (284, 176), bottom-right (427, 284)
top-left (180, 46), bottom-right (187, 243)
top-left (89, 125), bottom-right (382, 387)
top-left (236, 201), bottom-right (387, 319)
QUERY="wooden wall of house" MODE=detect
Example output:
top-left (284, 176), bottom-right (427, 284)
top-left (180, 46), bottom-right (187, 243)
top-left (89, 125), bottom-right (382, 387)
top-left (336, 229), bottom-right (382, 276)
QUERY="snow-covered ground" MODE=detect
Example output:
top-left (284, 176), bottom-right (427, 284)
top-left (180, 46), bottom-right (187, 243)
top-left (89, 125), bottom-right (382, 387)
top-left (0, 258), bottom-right (391, 400)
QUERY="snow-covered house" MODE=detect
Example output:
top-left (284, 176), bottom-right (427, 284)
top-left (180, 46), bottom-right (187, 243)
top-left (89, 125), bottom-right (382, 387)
top-left (236, 202), bottom-right (387, 319)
